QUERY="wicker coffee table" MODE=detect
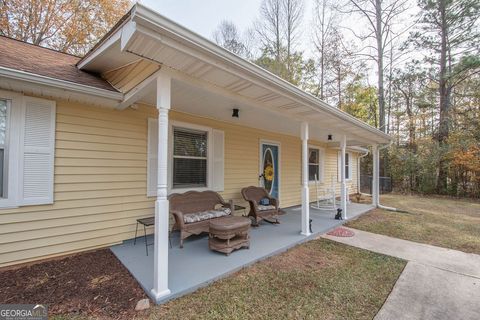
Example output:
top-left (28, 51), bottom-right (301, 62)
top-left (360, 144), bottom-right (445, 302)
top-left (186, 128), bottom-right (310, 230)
top-left (209, 216), bottom-right (250, 255)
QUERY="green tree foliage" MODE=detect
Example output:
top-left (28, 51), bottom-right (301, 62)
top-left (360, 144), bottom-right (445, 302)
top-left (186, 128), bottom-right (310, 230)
top-left (254, 47), bottom-right (312, 86)
top-left (410, 0), bottom-right (480, 193)
top-left (342, 82), bottom-right (378, 127)
top-left (0, 0), bottom-right (131, 55)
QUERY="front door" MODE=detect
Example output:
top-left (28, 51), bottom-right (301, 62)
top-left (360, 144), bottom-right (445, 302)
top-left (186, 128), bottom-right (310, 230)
top-left (260, 142), bottom-right (280, 200)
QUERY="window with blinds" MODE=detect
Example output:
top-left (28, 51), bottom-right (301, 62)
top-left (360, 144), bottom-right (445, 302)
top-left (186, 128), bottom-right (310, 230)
top-left (345, 153), bottom-right (350, 179)
top-left (173, 127), bottom-right (208, 188)
top-left (308, 148), bottom-right (319, 182)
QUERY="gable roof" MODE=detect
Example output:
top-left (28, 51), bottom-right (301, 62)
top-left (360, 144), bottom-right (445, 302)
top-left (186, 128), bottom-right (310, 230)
top-left (77, 4), bottom-right (391, 145)
top-left (0, 36), bottom-right (116, 92)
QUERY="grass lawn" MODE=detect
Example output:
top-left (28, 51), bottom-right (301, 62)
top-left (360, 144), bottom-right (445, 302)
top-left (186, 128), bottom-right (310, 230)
top-left (3, 238), bottom-right (405, 319)
top-left (150, 239), bottom-right (404, 320)
top-left (346, 194), bottom-right (480, 254)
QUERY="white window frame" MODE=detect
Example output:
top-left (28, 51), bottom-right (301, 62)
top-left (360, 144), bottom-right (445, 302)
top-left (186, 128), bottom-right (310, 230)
top-left (168, 121), bottom-right (214, 194)
top-left (337, 151), bottom-right (353, 182)
top-left (0, 90), bottom-right (22, 208)
top-left (307, 145), bottom-right (325, 184)
top-left (345, 152), bottom-right (352, 181)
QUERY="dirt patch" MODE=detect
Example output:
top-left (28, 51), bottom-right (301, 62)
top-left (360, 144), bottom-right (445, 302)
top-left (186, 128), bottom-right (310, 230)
top-left (0, 249), bottom-right (148, 319)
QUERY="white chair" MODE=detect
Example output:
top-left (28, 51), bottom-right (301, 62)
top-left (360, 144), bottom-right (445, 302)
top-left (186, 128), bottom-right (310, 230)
top-left (311, 175), bottom-right (336, 210)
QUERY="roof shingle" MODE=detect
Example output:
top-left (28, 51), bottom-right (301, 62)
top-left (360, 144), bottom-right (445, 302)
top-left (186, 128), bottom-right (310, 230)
top-left (0, 36), bottom-right (117, 92)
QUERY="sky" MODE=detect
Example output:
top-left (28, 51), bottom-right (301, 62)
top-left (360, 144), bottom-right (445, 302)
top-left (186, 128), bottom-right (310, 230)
top-left (141, 0), bottom-right (265, 37)
top-left (140, 0), bottom-right (418, 80)
top-left (141, 0), bottom-right (315, 53)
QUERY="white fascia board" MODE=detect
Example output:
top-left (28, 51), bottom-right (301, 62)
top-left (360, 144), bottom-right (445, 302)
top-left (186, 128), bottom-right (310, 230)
top-left (130, 3), bottom-right (392, 143)
top-left (0, 66), bottom-right (123, 101)
top-left (77, 23), bottom-right (124, 70)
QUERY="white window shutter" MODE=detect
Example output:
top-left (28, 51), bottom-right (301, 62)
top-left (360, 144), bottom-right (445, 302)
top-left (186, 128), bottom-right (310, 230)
top-left (20, 97), bottom-right (56, 205)
top-left (147, 118), bottom-right (158, 197)
top-left (211, 129), bottom-right (224, 192)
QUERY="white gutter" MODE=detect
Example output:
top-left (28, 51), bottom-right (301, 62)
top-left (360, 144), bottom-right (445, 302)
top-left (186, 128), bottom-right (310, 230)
top-left (376, 141), bottom-right (397, 211)
top-left (0, 66), bottom-right (123, 101)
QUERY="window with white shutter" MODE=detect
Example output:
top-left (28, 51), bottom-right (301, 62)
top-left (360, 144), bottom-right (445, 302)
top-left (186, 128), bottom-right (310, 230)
top-left (337, 151), bottom-right (353, 181)
top-left (0, 91), bottom-right (56, 209)
top-left (345, 153), bottom-right (351, 180)
top-left (146, 119), bottom-right (224, 196)
top-left (307, 147), bottom-right (325, 183)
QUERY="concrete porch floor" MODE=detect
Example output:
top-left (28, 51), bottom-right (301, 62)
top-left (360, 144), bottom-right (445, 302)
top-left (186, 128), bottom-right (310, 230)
top-left (110, 203), bottom-right (373, 304)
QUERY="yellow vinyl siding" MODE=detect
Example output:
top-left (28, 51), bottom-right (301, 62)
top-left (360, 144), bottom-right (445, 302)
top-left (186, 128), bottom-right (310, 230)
top-left (0, 100), bottom-right (361, 268)
top-left (0, 100), bottom-right (156, 267)
top-left (169, 111), bottom-right (303, 208)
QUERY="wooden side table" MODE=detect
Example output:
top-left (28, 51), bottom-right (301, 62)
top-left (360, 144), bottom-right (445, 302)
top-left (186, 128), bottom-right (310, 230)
top-left (209, 216), bottom-right (250, 255)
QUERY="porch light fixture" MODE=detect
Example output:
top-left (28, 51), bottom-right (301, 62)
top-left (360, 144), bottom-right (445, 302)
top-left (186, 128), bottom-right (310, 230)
top-left (232, 108), bottom-right (239, 118)
top-left (328, 134), bottom-right (333, 141)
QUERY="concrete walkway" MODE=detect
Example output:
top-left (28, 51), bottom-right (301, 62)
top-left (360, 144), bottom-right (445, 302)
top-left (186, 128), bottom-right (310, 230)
top-left (322, 227), bottom-right (480, 320)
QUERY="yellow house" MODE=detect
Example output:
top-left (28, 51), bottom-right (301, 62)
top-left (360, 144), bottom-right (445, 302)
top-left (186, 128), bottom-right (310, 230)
top-left (0, 3), bottom-right (390, 302)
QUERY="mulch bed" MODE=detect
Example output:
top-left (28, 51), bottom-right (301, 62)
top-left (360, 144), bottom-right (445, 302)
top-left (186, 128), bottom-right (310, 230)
top-left (0, 249), bottom-right (149, 319)
top-left (327, 227), bottom-right (355, 237)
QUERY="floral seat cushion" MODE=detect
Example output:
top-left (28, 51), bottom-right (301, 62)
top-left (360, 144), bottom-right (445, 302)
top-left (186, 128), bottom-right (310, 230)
top-left (183, 208), bottom-right (231, 224)
top-left (257, 205), bottom-right (276, 211)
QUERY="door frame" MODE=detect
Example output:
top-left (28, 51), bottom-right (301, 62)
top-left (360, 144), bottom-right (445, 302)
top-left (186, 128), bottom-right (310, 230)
top-left (259, 139), bottom-right (281, 203)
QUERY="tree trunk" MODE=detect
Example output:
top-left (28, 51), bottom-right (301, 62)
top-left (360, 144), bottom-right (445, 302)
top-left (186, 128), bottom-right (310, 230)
top-left (375, 0), bottom-right (386, 132)
top-left (319, 2), bottom-right (325, 100)
top-left (337, 65), bottom-right (342, 109)
top-left (386, 46), bottom-right (393, 134)
top-left (436, 0), bottom-right (449, 194)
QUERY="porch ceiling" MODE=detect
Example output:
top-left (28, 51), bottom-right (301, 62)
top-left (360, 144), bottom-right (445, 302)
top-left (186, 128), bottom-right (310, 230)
top-left (78, 3), bottom-right (391, 146)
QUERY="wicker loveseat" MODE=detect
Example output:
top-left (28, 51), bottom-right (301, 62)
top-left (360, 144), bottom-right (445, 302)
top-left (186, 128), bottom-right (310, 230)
top-left (169, 190), bottom-right (234, 248)
top-left (241, 186), bottom-right (280, 226)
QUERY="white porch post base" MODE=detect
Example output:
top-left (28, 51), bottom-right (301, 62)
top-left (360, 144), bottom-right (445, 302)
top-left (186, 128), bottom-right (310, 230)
top-left (301, 186), bottom-right (311, 236)
top-left (152, 198), bottom-right (171, 301)
top-left (151, 288), bottom-right (171, 301)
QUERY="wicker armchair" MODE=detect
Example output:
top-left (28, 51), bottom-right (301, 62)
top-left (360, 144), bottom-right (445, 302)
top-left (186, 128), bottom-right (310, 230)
top-left (241, 186), bottom-right (280, 226)
top-left (169, 191), bottom-right (234, 248)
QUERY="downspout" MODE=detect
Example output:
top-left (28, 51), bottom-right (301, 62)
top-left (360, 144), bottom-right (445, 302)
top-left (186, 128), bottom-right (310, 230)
top-left (376, 141), bottom-right (397, 211)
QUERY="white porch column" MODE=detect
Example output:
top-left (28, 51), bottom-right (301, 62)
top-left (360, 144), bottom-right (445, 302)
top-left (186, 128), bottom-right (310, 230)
top-left (301, 122), bottom-right (311, 236)
top-left (340, 135), bottom-right (347, 219)
top-left (152, 73), bottom-right (171, 301)
top-left (372, 144), bottom-right (380, 207)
